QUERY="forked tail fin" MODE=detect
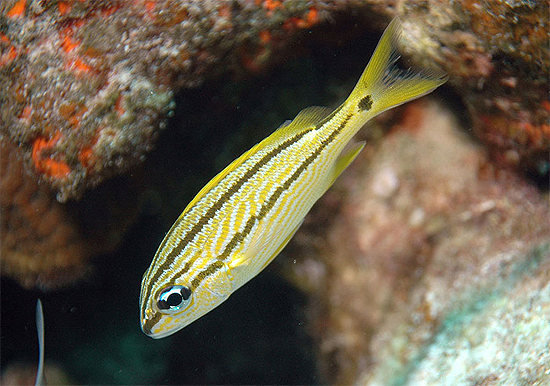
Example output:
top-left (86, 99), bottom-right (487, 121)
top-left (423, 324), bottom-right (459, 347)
top-left (348, 18), bottom-right (448, 115)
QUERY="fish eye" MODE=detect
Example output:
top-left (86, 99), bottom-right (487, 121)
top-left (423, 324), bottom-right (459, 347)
top-left (156, 285), bottom-right (192, 313)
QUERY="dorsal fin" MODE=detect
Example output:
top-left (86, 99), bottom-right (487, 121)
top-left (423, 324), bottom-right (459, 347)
top-left (287, 106), bottom-right (333, 128)
top-left (180, 107), bottom-right (333, 218)
top-left (275, 119), bottom-right (292, 130)
top-left (268, 106), bottom-right (333, 142)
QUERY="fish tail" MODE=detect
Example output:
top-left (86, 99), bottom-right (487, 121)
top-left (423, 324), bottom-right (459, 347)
top-left (348, 18), bottom-right (447, 115)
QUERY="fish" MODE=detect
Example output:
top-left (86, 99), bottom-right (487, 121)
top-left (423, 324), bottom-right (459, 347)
top-left (35, 299), bottom-right (45, 386)
top-left (140, 18), bottom-right (447, 338)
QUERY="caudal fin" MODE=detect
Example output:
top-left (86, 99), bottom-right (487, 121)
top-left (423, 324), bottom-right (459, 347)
top-left (348, 18), bottom-right (447, 115)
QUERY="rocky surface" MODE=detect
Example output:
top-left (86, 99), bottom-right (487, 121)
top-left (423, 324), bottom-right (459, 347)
top-left (399, 0), bottom-right (549, 178)
top-left (280, 101), bottom-right (549, 384)
top-left (2, 0), bottom-right (546, 203)
top-left (0, 138), bottom-right (139, 289)
top-left (0, 0), bottom-right (332, 201)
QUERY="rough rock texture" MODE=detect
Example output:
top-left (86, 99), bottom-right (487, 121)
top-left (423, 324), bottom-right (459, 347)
top-left (398, 0), bottom-right (549, 177)
top-left (2, 0), bottom-right (547, 203)
top-left (0, 0), bottom-right (331, 201)
top-left (280, 101), bottom-right (550, 385)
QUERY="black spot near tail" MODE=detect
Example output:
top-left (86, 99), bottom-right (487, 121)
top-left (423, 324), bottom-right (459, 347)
top-left (358, 95), bottom-right (373, 111)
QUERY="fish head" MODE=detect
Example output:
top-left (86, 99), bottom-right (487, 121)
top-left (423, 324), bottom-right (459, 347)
top-left (140, 254), bottom-right (234, 339)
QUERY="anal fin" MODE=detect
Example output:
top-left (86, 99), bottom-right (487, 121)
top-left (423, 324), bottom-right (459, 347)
top-left (329, 141), bottom-right (365, 187)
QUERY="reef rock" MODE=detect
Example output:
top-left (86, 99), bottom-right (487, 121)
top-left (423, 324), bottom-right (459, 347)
top-left (281, 101), bottom-right (549, 384)
top-left (0, 139), bottom-right (139, 290)
top-left (399, 0), bottom-right (549, 178)
top-left (0, 0), bottom-right (330, 201)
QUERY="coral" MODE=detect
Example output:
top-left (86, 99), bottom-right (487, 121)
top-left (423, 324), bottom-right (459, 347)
top-left (0, 0), bottom-right (334, 201)
top-left (280, 101), bottom-right (550, 384)
top-left (398, 0), bottom-right (549, 177)
top-left (2, 0), bottom-right (546, 202)
top-left (0, 138), bottom-right (139, 290)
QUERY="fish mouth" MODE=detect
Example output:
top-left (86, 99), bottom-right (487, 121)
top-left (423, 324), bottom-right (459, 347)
top-left (140, 309), bottom-right (162, 338)
top-left (141, 315), bottom-right (186, 339)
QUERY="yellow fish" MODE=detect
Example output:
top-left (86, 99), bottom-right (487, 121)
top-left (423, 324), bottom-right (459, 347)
top-left (140, 18), bottom-right (447, 338)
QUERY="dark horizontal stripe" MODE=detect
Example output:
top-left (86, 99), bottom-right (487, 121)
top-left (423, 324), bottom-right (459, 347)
top-left (190, 260), bottom-right (225, 290)
top-left (142, 121), bottom-right (319, 321)
top-left (190, 111), bottom-right (353, 291)
top-left (142, 105), bottom-right (348, 332)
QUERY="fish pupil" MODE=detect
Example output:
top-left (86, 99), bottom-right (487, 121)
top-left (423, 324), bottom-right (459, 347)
top-left (180, 286), bottom-right (192, 300)
top-left (157, 285), bottom-right (192, 311)
top-left (167, 293), bottom-right (182, 306)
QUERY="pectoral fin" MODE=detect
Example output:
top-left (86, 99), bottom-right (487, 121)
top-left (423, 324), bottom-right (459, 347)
top-left (228, 219), bottom-right (304, 272)
top-left (259, 219), bottom-right (304, 271)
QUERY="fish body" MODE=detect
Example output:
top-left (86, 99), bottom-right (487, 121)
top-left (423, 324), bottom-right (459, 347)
top-left (140, 18), bottom-right (447, 338)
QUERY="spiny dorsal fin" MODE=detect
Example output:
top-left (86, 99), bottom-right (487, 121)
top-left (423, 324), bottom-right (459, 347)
top-left (181, 107), bottom-right (332, 218)
top-left (275, 119), bottom-right (292, 130)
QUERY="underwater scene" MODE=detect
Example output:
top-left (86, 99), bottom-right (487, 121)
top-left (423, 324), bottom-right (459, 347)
top-left (1, 1), bottom-right (549, 385)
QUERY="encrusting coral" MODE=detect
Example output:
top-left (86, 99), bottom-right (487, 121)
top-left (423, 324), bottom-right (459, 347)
top-left (398, 0), bottom-right (549, 177)
top-left (1, 0), bottom-right (329, 202)
top-left (2, 0), bottom-right (546, 203)
top-left (0, 139), bottom-right (139, 290)
top-left (1, 139), bottom-right (91, 289)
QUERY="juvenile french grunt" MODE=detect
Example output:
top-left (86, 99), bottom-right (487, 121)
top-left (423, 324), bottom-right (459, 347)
top-left (140, 18), bottom-right (447, 338)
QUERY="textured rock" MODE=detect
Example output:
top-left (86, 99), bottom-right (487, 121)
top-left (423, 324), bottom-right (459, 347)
top-left (280, 101), bottom-right (549, 384)
top-left (0, 0), bottom-right (330, 201)
top-left (2, 0), bottom-right (546, 202)
top-left (398, 0), bottom-right (549, 178)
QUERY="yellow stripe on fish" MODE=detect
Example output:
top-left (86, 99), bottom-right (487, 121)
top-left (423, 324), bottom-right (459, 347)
top-left (140, 18), bottom-right (447, 338)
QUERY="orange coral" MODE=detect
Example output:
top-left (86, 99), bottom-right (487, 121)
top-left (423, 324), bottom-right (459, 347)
top-left (65, 57), bottom-right (93, 73)
top-left (7, 0), bottom-right (26, 18)
top-left (61, 35), bottom-right (80, 53)
top-left (1, 140), bottom-right (88, 289)
top-left (58, 1), bottom-right (71, 15)
top-left (1, 139), bottom-right (139, 290)
top-left (31, 133), bottom-right (71, 179)
top-left (259, 30), bottom-right (272, 44)
top-left (114, 94), bottom-right (125, 116)
top-left (78, 147), bottom-right (95, 169)
top-left (282, 7), bottom-right (319, 30)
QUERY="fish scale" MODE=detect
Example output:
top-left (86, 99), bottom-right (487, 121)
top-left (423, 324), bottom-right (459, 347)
top-left (140, 18), bottom-right (447, 338)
